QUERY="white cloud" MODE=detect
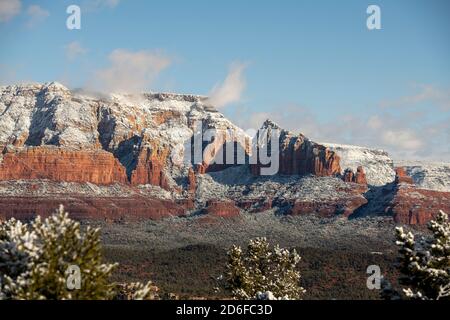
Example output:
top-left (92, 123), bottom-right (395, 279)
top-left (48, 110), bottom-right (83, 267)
top-left (206, 62), bottom-right (247, 108)
top-left (381, 129), bottom-right (424, 150)
top-left (230, 103), bottom-right (449, 161)
top-left (26, 4), bottom-right (49, 27)
top-left (380, 84), bottom-right (450, 111)
top-left (0, 0), bottom-right (21, 22)
top-left (92, 49), bottom-right (171, 93)
top-left (64, 41), bottom-right (87, 61)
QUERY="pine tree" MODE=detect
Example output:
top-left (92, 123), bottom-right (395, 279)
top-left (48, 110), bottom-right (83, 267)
top-left (224, 237), bottom-right (305, 300)
top-left (382, 210), bottom-right (450, 300)
top-left (0, 205), bottom-right (116, 299)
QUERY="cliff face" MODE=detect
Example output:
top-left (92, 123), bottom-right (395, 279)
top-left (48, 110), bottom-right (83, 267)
top-left (250, 120), bottom-right (341, 177)
top-left (387, 168), bottom-right (450, 225)
top-left (0, 147), bottom-right (128, 184)
top-left (0, 196), bottom-right (186, 221)
top-left (129, 144), bottom-right (170, 188)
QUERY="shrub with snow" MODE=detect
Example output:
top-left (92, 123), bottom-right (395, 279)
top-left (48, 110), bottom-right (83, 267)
top-left (382, 210), bottom-right (450, 300)
top-left (224, 237), bottom-right (305, 300)
top-left (113, 281), bottom-right (159, 300)
top-left (0, 205), bottom-right (159, 300)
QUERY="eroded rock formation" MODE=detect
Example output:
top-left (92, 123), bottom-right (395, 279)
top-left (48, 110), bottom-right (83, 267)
top-left (343, 166), bottom-right (368, 185)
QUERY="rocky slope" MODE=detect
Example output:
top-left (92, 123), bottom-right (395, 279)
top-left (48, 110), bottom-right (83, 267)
top-left (0, 82), bottom-right (448, 224)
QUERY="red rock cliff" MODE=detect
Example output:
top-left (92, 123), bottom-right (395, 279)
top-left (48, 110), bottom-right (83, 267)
top-left (251, 129), bottom-right (341, 177)
top-left (387, 167), bottom-right (450, 224)
top-left (130, 144), bottom-right (170, 189)
top-left (343, 166), bottom-right (368, 185)
top-left (0, 147), bottom-right (128, 185)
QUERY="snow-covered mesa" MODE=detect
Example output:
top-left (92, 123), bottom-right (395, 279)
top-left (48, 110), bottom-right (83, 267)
top-left (0, 82), bottom-right (449, 192)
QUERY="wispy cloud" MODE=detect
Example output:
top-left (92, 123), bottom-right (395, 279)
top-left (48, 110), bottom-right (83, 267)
top-left (91, 49), bottom-right (171, 93)
top-left (381, 129), bottom-right (424, 151)
top-left (26, 4), bottom-right (49, 27)
top-left (206, 62), bottom-right (247, 108)
top-left (64, 41), bottom-right (87, 61)
top-left (380, 84), bottom-right (450, 111)
top-left (0, 0), bottom-right (21, 23)
top-left (232, 100), bottom-right (449, 162)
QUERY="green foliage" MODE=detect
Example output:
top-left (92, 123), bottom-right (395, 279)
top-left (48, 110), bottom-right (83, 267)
top-left (224, 237), bottom-right (305, 300)
top-left (383, 210), bottom-right (450, 300)
top-left (0, 205), bottom-right (116, 299)
top-left (0, 205), bottom-right (158, 300)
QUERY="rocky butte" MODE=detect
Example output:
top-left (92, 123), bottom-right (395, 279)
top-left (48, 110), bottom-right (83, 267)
top-left (0, 82), bottom-right (449, 224)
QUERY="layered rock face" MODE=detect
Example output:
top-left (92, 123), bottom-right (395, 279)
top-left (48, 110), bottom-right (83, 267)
top-left (202, 200), bottom-right (240, 218)
top-left (387, 168), bottom-right (450, 225)
top-left (0, 146), bottom-right (128, 184)
top-left (251, 120), bottom-right (341, 177)
top-left (0, 196), bottom-right (186, 221)
top-left (129, 144), bottom-right (170, 189)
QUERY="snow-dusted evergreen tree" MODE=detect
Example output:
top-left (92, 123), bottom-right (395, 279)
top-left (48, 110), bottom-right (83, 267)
top-left (383, 210), bottom-right (450, 300)
top-left (225, 237), bottom-right (305, 300)
top-left (0, 206), bottom-right (164, 300)
top-left (0, 205), bottom-right (117, 299)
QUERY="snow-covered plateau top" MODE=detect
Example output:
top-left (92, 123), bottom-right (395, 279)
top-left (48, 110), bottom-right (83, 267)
top-left (322, 143), bottom-right (396, 186)
top-left (0, 82), bottom-right (242, 151)
top-left (395, 160), bottom-right (450, 192)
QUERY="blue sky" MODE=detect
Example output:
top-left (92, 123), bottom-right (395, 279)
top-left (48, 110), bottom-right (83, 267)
top-left (0, 0), bottom-right (449, 160)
